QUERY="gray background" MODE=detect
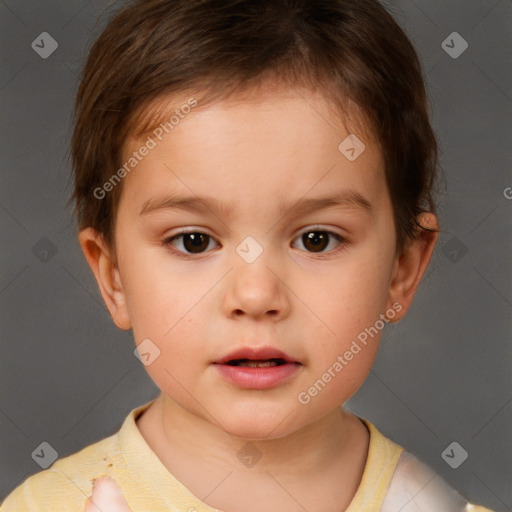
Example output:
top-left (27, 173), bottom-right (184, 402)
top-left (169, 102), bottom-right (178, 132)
top-left (0, 0), bottom-right (510, 510)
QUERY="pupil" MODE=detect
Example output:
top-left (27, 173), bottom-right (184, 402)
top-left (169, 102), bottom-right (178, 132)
top-left (184, 233), bottom-right (208, 253)
top-left (304, 232), bottom-right (328, 252)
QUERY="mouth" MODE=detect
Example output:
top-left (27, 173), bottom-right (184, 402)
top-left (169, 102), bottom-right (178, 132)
top-left (212, 347), bottom-right (302, 389)
top-left (223, 358), bottom-right (289, 368)
top-left (213, 347), bottom-right (301, 366)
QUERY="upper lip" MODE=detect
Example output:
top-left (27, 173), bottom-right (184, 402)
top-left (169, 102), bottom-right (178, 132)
top-left (214, 346), bottom-right (300, 364)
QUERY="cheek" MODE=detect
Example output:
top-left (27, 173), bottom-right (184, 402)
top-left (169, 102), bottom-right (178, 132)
top-left (131, 305), bottom-right (205, 400)
top-left (295, 331), bottom-right (379, 413)
top-left (295, 248), bottom-right (392, 396)
top-left (303, 252), bottom-right (392, 343)
top-left (120, 251), bottom-right (210, 373)
top-left (119, 245), bottom-right (200, 339)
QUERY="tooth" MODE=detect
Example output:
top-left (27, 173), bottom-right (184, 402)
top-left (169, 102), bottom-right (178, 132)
top-left (240, 360), bottom-right (278, 368)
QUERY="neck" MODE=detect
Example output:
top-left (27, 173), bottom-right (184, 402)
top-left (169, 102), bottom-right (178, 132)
top-left (137, 393), bottom-right (369, 512)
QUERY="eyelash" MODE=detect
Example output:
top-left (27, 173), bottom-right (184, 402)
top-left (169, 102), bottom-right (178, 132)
top-left (161, 226), bottom-right (348, 259)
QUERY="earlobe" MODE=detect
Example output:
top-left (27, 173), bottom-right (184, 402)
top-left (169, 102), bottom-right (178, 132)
top-left (385, 213), bottom-right (439, 322)
top-left (78, 228), bottom-right (132, 330)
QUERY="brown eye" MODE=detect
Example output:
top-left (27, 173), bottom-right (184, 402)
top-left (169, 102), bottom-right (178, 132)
top-left (302, 232), bottom-right (329, 252)
top-left (182, 233), bottom-right (210, 253)
top-left (293, 229), bottom-right (346, 254)
top-left (163, 231), bottom-right (218, 255)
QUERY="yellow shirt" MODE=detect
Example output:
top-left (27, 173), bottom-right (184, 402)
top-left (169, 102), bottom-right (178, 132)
top-left (0, 400), bottom-right (494, 512)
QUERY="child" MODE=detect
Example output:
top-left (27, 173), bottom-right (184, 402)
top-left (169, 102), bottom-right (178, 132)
top-left (1, 0), bottom-right (495, 510)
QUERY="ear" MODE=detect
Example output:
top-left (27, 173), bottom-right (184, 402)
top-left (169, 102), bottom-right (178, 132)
top-left (78, 228), bottom-right (131, 330)
top-left (385, 213), bottom-right (439, 322)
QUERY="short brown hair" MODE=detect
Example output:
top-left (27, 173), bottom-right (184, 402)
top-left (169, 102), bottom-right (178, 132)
top-left (70, 0), bottom-right (440, 255)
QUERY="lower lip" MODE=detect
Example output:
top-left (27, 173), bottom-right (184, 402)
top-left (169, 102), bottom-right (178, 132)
top-left (214, 363), bottom-right (301, 389)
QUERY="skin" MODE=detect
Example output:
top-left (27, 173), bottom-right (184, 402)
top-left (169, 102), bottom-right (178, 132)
top-left (84, 476), bottom-right (132, 512)
top-left (80, 85), bottom-right (438, 512)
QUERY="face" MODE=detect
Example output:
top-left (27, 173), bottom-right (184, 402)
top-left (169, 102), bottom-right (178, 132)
top-left (84, 86), bottom-right (428, 440)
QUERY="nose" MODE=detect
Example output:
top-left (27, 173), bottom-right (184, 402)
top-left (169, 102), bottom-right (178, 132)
top-left (221, 250), bottom-right (291, 321)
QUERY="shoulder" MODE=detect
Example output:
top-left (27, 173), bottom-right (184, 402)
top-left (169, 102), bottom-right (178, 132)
top-left (0, 431), bottom-right (121, 512)
top-left (355, 419), bottom-right (494, 512)
top-left (381, 450), bottom-right (495, 512)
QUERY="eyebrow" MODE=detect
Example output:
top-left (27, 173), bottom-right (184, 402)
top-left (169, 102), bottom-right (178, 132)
top-left (139, 190), bottom-right (373, 218)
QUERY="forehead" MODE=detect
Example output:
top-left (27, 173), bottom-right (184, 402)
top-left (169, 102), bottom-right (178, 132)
top-left (120, 87), bottom-right (387, 216)
top-left (128, 79), bottom-right (379, 152)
